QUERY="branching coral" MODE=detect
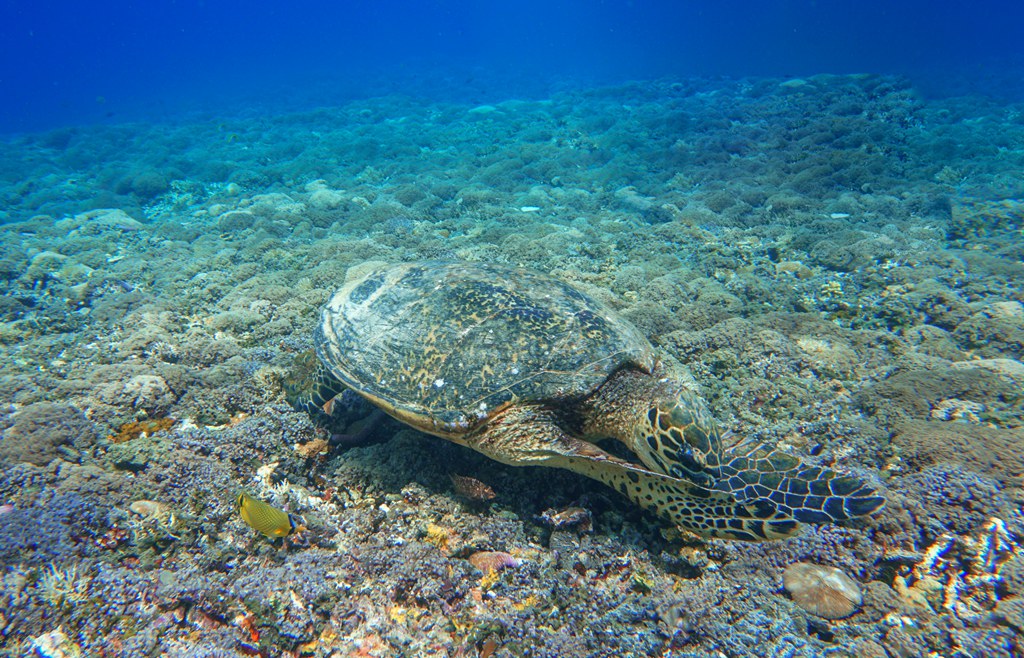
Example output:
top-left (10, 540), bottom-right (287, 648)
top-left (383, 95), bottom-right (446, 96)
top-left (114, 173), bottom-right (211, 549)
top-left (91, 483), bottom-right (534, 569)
top-left (894, 517), bottom-right (1017, 618)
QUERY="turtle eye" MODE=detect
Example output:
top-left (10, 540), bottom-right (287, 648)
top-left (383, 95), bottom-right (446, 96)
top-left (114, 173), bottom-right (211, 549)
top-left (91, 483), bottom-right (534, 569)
top-left (647, 400), bottom-right (728, 485)
top-left (661, 405), bottom-right (713, 461)
top-left (665, 393), bottom-right (725, 457)
top-left (664, 435), bottom-right (717, 488)
top-left (675, 445), bottom-right (707, 476)
top-left (641, 406), bottom-right (710, 483)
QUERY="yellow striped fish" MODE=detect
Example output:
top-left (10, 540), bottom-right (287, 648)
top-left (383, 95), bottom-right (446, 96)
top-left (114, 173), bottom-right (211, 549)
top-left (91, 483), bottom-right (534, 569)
top-left (236, 492), bottom-right (298, 538)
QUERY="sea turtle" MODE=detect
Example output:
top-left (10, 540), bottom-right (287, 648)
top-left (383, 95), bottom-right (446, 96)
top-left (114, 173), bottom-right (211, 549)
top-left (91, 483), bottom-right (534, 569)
top-left (297, 261), bottom-right (883, 541)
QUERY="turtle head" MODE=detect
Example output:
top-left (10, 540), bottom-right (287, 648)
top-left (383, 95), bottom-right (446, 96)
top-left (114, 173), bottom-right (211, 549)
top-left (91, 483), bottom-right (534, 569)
top-left (282, 350), bottom-right (351, 429)
top-left (633, 390), bottom-right (725, 487)
top-left (280, 350), bottom-right (322, 413)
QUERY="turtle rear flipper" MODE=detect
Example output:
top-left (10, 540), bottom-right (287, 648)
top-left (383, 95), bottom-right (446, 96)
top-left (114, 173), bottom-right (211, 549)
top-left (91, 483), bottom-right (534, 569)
top-left (474, 405), bottom-right (800, 541)
top-left (709, 441), bottom-right (885, 525)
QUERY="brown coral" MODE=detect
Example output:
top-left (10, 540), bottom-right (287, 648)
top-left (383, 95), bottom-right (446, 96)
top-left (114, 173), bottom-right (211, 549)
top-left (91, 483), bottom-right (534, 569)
top-left (892, 420), bottom-right (1024, 486)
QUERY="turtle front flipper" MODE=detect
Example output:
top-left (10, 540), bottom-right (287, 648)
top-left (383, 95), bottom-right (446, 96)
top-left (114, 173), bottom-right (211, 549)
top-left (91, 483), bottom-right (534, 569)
top-left (471, 405), bottom-right (800, 541)
top-left (707, 440), bottom-right (885, 525)
top-left (563, 445), bottom-right (800, 541)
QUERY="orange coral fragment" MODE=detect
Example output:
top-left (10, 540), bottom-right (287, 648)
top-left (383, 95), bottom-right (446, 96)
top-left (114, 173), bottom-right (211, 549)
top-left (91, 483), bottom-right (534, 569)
top-left (424, 523), bottom-right (452, 551)
top-left (109, 417), bottom-right (176, 443)
top-left (236, 613), bottom-right (260, 643)
top-left (479, 636), bottom-right (499, 658)
top-left (296, 437), bottom-right (329, 459)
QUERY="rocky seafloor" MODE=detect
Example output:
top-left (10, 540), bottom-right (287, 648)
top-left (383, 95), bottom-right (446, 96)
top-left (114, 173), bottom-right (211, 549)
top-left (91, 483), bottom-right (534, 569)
top-left (0, 74), bottom-right (1022, 657)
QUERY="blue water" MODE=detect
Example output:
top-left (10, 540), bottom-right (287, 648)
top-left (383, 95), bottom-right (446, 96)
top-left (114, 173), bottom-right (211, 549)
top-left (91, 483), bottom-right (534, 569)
top-left (2, 0), bottom-right (1022, 134)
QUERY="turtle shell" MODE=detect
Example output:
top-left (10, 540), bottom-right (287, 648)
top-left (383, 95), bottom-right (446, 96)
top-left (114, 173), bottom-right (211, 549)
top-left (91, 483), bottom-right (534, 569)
top-left (316, 261), bottom-right (656, 436)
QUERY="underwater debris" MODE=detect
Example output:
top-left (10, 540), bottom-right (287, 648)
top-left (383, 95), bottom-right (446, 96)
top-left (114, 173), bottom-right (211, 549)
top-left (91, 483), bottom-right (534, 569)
top-left (782, 562), bottom-right (863, 619)
top-left (30, 626), bottom-right (83, 658)
top-left (538, 506), bottom-right (593, 533)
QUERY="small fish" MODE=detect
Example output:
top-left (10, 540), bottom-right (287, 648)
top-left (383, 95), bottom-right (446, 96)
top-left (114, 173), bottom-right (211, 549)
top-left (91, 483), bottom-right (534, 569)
top-left (236, 492), bottom-right (300, 539)
top-left (468, 551), bottom-right (520, 574)
top-left (449, 474), bottom-right (496, 502)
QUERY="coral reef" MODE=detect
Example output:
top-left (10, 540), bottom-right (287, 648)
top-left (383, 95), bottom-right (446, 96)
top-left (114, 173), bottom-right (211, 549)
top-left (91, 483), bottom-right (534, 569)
top-left (0, 73), bottom-right (1022, 655)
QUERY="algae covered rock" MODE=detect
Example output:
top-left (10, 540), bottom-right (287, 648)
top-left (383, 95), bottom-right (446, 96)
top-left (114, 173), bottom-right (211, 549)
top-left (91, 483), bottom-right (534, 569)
top-left (96, 373), bottom-right (178, 418)
top-left (0, 402), bottom-right (97, 465)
